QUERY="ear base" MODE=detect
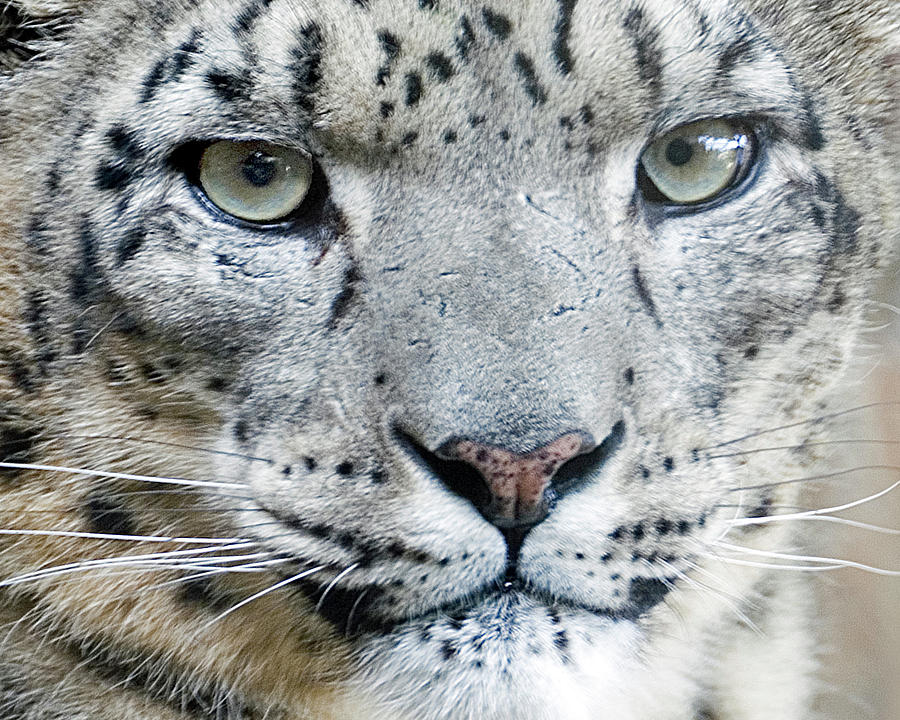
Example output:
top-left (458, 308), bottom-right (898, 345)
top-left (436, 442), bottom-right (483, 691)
top-left (0, 2), bottom-right (78, 73)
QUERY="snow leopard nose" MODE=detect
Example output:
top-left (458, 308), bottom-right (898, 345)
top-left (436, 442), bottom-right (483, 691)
top-left (437, 433), bottom-right (591, 527)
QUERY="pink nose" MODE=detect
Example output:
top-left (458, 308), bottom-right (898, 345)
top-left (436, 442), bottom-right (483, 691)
top-left (443, 433), bottom-right (587, 526)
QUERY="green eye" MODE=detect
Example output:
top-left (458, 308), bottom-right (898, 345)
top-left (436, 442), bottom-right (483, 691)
top-left (639, 119), bottom-right (753, 205)
top-left (198, 140), bottom-right (313, 223)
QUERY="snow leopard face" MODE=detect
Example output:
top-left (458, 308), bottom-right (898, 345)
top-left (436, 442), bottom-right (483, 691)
top-left (0, 1), bottom-right (895, 719)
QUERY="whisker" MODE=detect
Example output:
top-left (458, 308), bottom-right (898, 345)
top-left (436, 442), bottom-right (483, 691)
top-left (729, 515), bottom-right (900, 534)
top-left (0, 529), bottom-right (247, 544)
top-left (0, 461), bottom-right (246, 490)
top-left (727, 465), bottom-right (900, 492)
top-left (58, 434), bottom-right (274, 464)
top-left (200, 565), bottom-right (327, 629)
top-left (727, 478), bottom-right (900, 533)
top-left (315, 563), bottom-right (359, 614)
top-left (698, 402), bottom-right (900, 451)
top-left (702, 555), bottom-right (846, 572)
top-left (713, 542), bottom-right (900, 576)
top-left (706, 438), bottom-right (900, 460)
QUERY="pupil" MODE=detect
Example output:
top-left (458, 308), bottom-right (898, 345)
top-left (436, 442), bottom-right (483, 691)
top-left (665, 138), bottom-right (693, 167)
top-left (241, 151), bottom-right (278, 187)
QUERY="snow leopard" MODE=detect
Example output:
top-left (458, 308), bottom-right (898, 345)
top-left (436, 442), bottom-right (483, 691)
top-left (0, 0), bottom-right (896, 718)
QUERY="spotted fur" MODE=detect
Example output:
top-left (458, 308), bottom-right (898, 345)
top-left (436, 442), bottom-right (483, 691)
top-left (0, 1), bottom-right (897, 719)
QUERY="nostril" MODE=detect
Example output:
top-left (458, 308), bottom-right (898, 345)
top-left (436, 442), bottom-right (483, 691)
top-left (394, 429), bottom-right (491, 512)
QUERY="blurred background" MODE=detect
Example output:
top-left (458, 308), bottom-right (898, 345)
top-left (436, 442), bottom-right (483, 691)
top-left (813, 260), bottom-right (899, 719)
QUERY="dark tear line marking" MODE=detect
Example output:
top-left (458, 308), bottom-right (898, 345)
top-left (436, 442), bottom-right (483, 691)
top-left (631, 265), bottom-right (662, 327)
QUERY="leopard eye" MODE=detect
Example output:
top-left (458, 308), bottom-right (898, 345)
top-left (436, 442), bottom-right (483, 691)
top-left (198, 140), bottom-right (313, 223)
top-left (638, 119), bottom-right (753, 205)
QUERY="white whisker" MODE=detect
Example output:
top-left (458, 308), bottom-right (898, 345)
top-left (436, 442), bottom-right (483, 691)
top-left (0, 461), bottom-right (246, 490)
top-left (0, 529), bottom-right (247, 544)
top-left (713, 542), bottom-right (900, 576)
top-left (315, 563), bottom-right (359, 614)
top-left (200, 565), bottom-right (326, 629)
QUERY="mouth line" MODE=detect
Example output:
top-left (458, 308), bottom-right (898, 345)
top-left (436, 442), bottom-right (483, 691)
top-left (273, 564), bottom-right (655, 638)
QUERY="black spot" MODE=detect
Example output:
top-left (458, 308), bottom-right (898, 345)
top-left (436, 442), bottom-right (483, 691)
top-left (293, 572), bottom-right (388, 635)
top-left (401, 130), bottom-right (418, 145)
top-left (3, 352), bottom-right (35, 393)
top-left (624, 367), bottom-right (635, 385)
top-left (498, 129), bottom-right (510, 141)
top-left (632, 523), bottom-right (645, 541)
top-left (468, 114), bottom-right (487, 127)
top-left (419, 0), bottom-right (437, 8)
top-left (86, 494), bottom-right (136, 536)
top-left (336, 461), bottom-right (354, 476)
top-left (640, 465), bottom-right (650, 479)
top-left (206, 68), bottom-right (252, 102)
top-left (180, 577), bottom-right (234, 612)
top-left (743, 345), bottom-right (759, 359)
top-left (379, 101), bottom-right (394, 118)
top-left (404, 72), bottom-right (423, 106)
top-left (627, 577), bottom-right (671, 614)
top-left (552, 0), bottom-right (576, 74)
top-left (622, 6), bottom-right (662, 96)
top-left (233, 0), bottom-right (274, 35)
top-left (328, 264), bottom-right (361, 328)
top-left (609, 526), bottom-right (625, 541)
top-left (24, 291), bottom-right (56, 371)
top-left (291, 23), bottom-right (324, 112)
top-left (455, 15), bottom-right (475, 60)
top-left (695, 704), bottom-right (721, 720)
top-left (746, 496), bottom-right (773, 520)
top-left (677, 520), bottom-right (691, 535)
top-left (139, 28), bottom-right (202, 103)
top-left (115, 225), bottom-right (147, 267)
top-left (716, 34), bottom-right (754, 76)
top-left (827, 285), bottom-right (846, 313)
top-left (233, 419), bottom-right (250, 443)
top-left (663, 456), bottom-right (674, 472)
top-left (94, 124), bottom-right (145, 190)
top-left (655, 518), bottom-right (672, 535)
top-left (553, 629), bottom-right (569, 651)
top-left (443, 128), bottom-right (458, 143)
top-left (441, 640), bottom-right (458, 659)
top-left (304, 456), bottom-right (317, 471)
top-left (371, 466), bottom-right (387, 483)
top-left (481, 7), bottom-right (512, 39)
top-left (375, 29), bottom-right (401, 78)
top-left (632, 265), bottom-right (661, 326)
top-left (374, 373), bottom-right (387, 385)
top-left (69, 221), bottom-right (102, 303)
top-left (574, 552), bottom-right (585, 560)
top-left (425, 50), bottom-right (454, 81)
top-left (579, 104), bottom-right (594, 124)
top-left (512, 52), bottom-right (547, 105)
top-left (0, 419), bottom-right (37, 478)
